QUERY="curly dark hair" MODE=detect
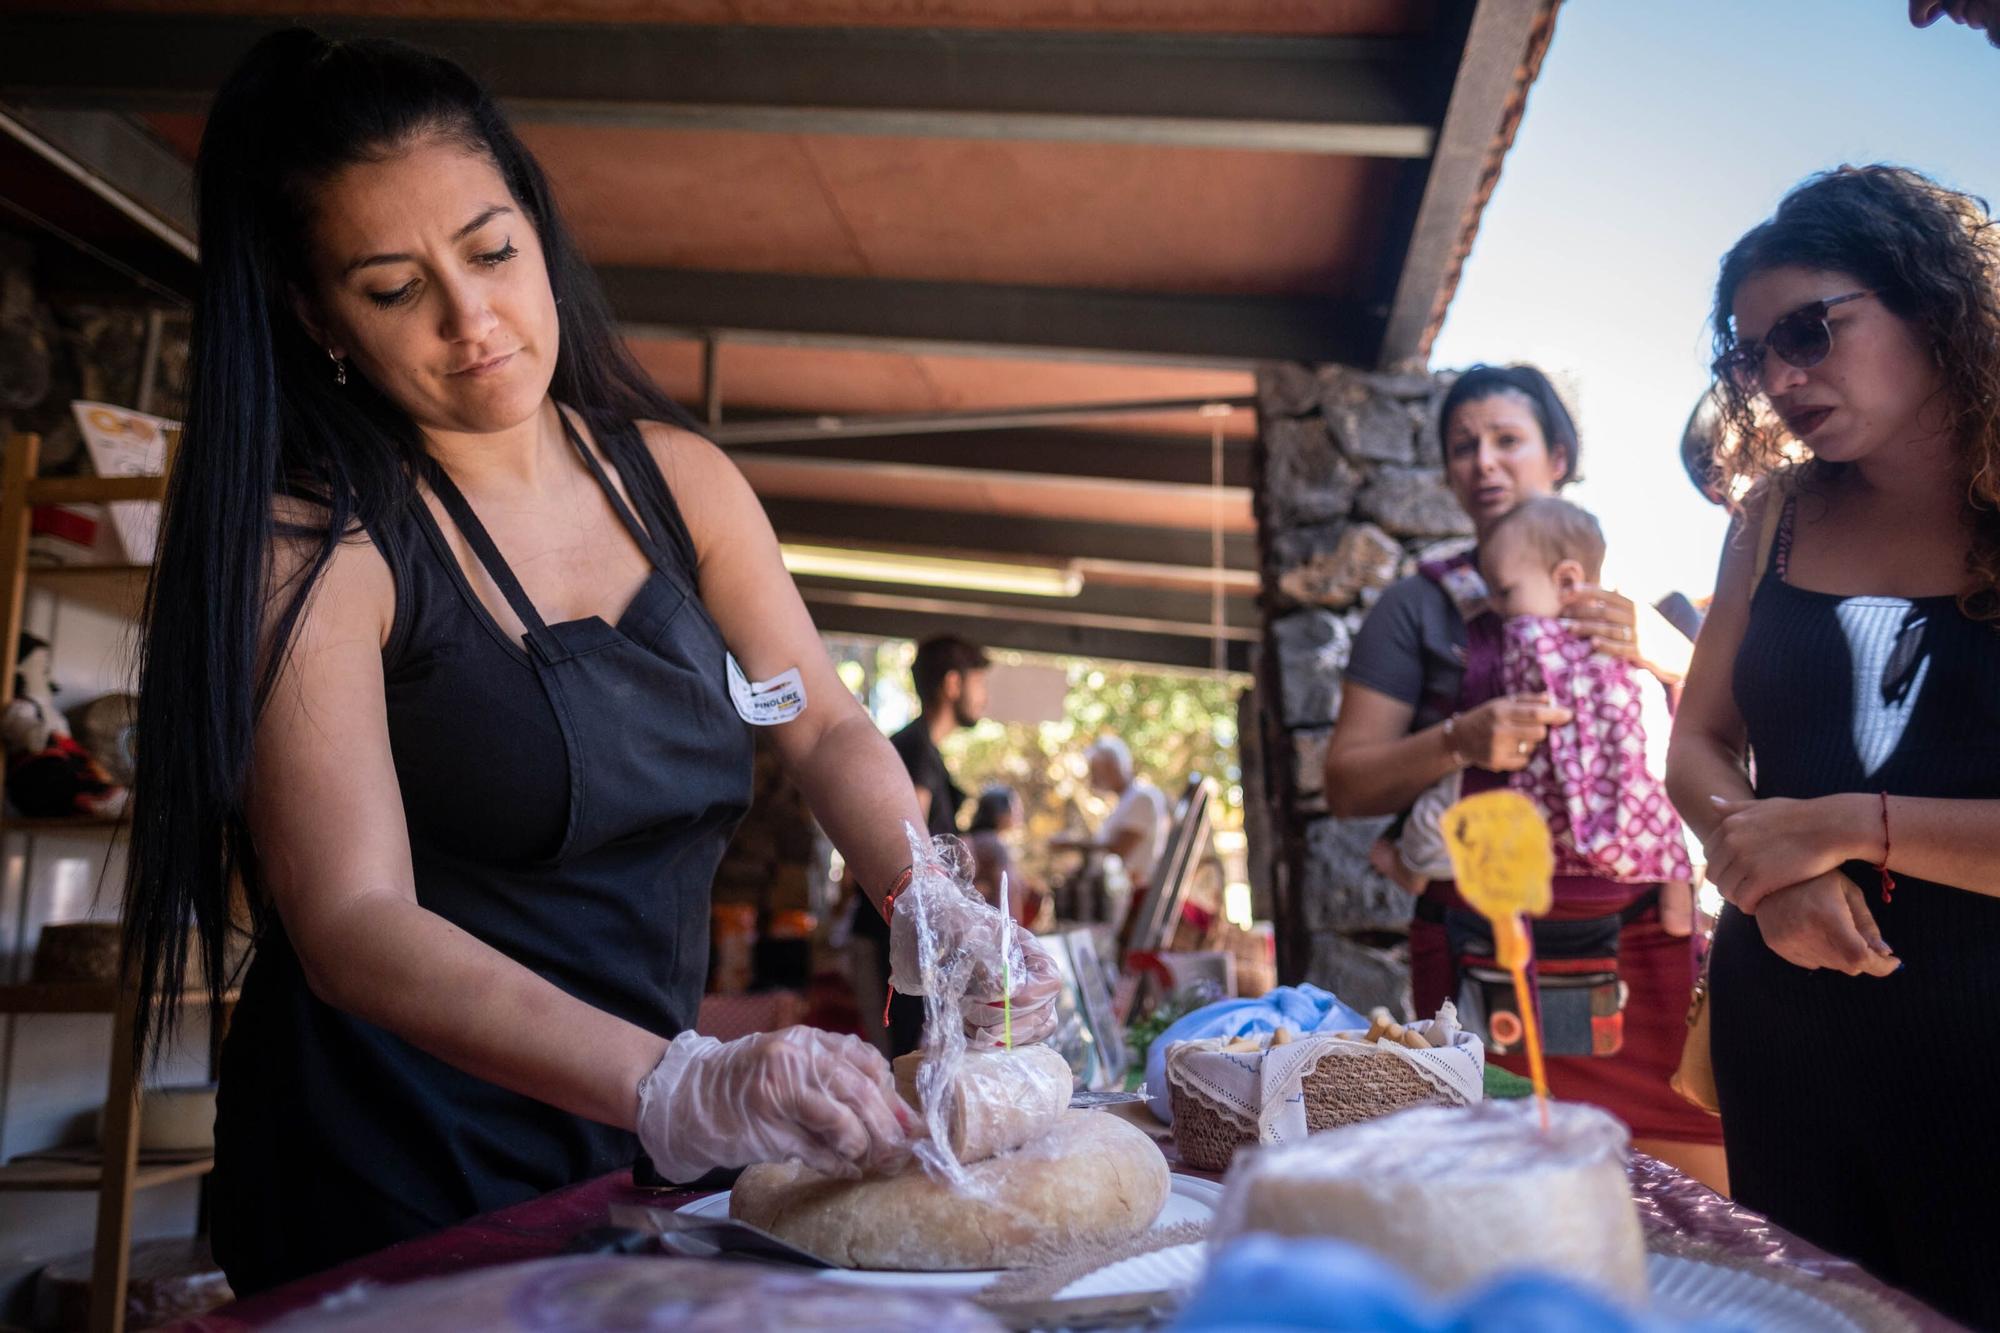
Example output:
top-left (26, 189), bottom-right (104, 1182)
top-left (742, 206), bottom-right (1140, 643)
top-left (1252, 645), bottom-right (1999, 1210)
top-left (1709, 164), bottom-right (2000, 621)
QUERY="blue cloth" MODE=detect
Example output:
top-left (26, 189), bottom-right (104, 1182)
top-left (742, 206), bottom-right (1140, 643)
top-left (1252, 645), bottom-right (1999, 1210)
top-left (1145, 985), bottom-right (1368, 1123)
top-left (1171, 1237), bottom-right (1740, 1333)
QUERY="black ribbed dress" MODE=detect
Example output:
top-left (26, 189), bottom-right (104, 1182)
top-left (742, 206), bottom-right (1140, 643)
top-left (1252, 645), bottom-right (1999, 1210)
top-left (1713, 501), bottom-right (2000, 1328)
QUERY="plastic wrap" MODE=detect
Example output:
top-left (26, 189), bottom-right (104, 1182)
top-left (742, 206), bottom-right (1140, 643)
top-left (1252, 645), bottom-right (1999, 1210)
top-left (728, 1108), bottom-right (1171, 1271)
top-left (893, 1044), bottom-right (1071, 1164)
top-left (889, 826), bottom-right (1040, 1191)
top-left (262, 1257), bottom-right (1002, 1332)
top-left (1209, 1100), bottom-right (1649, 1303)
top-left (1627, 1154), bottom-right (1952, 1330)
top-left (635, 1027), bottom-right (907, 1183)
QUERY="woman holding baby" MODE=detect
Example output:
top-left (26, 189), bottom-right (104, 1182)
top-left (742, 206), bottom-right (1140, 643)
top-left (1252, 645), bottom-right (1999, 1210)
top-left (1323, 363), bottom-right (1723, 1190)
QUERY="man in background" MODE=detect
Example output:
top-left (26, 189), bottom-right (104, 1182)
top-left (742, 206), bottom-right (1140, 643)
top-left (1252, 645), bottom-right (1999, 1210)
top-left (851, 636), bottom-right (990, 1054)
top-left (892, 636), bottom-right (989, 840)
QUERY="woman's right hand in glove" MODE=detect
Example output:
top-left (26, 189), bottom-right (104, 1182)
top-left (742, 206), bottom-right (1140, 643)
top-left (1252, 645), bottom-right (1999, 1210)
top-left (635, 1027), bottom-right (913, 1184)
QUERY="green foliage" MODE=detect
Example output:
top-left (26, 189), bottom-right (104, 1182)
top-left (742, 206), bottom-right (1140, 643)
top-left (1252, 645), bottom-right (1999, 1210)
top-left (823, 637), bottom-right (1246, 887)
top-left (940, 661), bottom-right (1244, 885)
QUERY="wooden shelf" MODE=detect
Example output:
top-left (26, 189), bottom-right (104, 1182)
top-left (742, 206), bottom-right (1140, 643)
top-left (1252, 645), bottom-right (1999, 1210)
top-left (0, 984), bottom-right (239, 1015)
top-left (25, 477), bottom-right (166, 506)
top-left (2, 813), bottom-right (131, 832)
top-left (24, 564), bottom-right (148, 620)
top-left (0, 1154), bottom-right (212, 1193)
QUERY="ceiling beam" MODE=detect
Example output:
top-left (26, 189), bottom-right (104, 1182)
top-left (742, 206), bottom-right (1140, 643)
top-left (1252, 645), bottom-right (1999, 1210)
top-left (779, 537), bottom-right (1259, 597)
top-left (740, 456), bottom-right (1253, 534)
top-left (1376, 0), bottom-right (1557, 367)
top-left (609, 268), bottom-right (1378, 365)
top-left (0, 105), bottom-right (194, 244)
top-left (0, 105), bottom-right (198, 300)
top-left (726, 427), bottom-right (1254, 489)
top-left (0, 87), bottom-right (1382, 364)
top-left (707, 398), bottom-right (1254, 443)
top-left (0, 15), bottom-right (1445, 158)
top-left (800, 589), bottom-right (1253, 675)
top-left (792, 574), bottom-right (1258, 634)
top-left (761, 499), bottom-right (1257, 572)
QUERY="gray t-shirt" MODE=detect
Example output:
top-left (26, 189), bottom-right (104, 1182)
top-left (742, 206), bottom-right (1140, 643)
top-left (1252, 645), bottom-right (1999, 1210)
top-left (1343, 573), bottom-right (1469, 731)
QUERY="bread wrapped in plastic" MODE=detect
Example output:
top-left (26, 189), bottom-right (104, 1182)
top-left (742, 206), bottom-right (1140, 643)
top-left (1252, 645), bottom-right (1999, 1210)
top-left (731, 1109), bottom-right (1168, 1271)
top-left (893, 1043), bottom-right (1071, 1165)
top-left (1209, 1100), bottom-right (1647, 1303)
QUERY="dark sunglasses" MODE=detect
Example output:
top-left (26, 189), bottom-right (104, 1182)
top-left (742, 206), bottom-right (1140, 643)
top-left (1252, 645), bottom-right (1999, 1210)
top-left (1713, 290), bottom-right (1873, 392)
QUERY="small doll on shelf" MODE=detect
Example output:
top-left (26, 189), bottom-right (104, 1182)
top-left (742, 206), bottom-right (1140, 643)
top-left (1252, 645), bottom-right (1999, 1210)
top-left (2, 633), bottom-right (128, 820)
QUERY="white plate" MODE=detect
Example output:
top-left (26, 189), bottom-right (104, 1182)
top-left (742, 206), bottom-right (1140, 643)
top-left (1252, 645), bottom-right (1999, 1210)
top-left (676, 1173), bottom-right (1219, 1295)
top-left (681, 1186), bottom-right (1876, 1327)
top-left (1648, 1253), bottom-right (1873, 1333)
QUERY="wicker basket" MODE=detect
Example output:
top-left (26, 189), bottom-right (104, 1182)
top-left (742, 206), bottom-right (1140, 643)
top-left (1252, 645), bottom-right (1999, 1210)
top-left (1167, 1041), bottom-right (1466, 1172)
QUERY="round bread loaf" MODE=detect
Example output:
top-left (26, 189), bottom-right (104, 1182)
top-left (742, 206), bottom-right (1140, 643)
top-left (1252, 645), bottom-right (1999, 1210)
top-left (731, 1109), bottom-right (1170, 1270)
top-left (1211, 1100), bottom-right (1647, 1302)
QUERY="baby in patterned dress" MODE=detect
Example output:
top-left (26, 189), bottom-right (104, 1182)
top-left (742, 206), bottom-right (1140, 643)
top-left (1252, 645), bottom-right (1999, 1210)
top-left (1377, 497), bottom-right (1695, 934)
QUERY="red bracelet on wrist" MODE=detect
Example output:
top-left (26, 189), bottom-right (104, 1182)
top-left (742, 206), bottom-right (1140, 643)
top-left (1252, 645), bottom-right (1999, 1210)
top-left (1877, 792), bottom-right (1896, 905)
top-left (879, 865), bottom-right (914, 923)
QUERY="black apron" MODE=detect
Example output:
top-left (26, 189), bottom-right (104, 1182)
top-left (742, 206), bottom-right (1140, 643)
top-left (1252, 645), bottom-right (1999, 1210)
top-left (213, 413), bottom-right (753, 1294)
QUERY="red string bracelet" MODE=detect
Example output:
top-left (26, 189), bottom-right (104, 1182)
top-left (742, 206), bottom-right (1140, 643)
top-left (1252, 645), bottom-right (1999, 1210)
top-left (1878, 792), bottom-right (1897, 905)
top-left (879, 865), bottom-right (914, 1024)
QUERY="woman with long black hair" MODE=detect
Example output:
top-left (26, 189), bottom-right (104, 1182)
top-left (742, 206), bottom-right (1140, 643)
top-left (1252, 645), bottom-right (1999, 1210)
top-left (121, 30), bottom-right (1058, 1294)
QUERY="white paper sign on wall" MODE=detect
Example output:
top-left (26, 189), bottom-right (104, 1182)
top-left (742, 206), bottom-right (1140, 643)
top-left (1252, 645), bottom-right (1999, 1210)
top-left (70, 400), bottom-right (174, 566)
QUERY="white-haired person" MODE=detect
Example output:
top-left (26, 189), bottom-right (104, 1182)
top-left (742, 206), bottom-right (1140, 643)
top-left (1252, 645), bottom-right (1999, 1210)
top-left (1053, 737), bottom-right (1171, 889)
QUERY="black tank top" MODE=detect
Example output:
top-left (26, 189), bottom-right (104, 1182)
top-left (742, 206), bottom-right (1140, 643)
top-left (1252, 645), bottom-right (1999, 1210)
top-left (212, 412), bottom-right (754, 1293)
top-left (1735, 497), bottom-right (2000, 820)
top-left (1719, 491), bottom-right (2000, 1003)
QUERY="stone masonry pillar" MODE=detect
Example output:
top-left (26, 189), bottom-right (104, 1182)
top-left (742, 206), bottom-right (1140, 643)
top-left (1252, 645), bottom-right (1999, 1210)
top-left (1252, 364), bottom-right (1468, 1018)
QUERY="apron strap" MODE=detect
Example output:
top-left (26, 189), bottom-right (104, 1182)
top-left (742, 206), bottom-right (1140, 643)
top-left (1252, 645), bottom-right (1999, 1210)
top-left (558, 411), bottom-right (676, 580)
top-left (421, 457), bottom-right (564, 663)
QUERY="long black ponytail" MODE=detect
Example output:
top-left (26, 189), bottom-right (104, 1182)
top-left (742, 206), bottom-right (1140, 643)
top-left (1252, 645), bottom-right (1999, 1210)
top-left (124, 28), bottom-right (696, 1063)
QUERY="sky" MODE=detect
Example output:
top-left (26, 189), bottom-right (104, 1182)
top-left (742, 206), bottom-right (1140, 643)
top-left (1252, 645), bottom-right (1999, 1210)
top-left (1429, 0), bottom-right (2000, 604)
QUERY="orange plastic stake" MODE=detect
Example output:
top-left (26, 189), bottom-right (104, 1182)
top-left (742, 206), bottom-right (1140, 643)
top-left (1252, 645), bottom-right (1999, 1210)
top-left (1441, 789), bottom-right (1556, 1128)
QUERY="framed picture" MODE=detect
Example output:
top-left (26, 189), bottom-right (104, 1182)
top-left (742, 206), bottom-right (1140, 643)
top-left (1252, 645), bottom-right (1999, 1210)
top-left (1039, 933), bottom-right (1100, 1091)
top-left (1060, 927), bottom-right (1127, 1090)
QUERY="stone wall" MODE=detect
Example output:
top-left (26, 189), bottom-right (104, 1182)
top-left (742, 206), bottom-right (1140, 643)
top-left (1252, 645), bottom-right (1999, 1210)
top-left (1253, 364), bottom-right (1467, 1017)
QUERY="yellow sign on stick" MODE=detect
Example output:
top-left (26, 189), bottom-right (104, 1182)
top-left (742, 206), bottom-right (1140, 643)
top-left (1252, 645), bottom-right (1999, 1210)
top-left (1442, 790), bottom-right (1556, 1124)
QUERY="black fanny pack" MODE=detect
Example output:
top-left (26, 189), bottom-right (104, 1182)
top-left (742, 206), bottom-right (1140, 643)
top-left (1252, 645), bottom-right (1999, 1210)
top-left (1442, 889), bottom-right (1657, 1059)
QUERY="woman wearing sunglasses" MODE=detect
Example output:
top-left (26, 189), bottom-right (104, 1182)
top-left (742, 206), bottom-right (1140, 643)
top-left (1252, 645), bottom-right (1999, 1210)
top-left (1668, 165), bottom-right (2000, 1328)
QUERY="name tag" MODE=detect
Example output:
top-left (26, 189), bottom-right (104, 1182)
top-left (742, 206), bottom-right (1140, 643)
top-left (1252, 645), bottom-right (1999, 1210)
top-left (726, 654), bottom-right (807, 726)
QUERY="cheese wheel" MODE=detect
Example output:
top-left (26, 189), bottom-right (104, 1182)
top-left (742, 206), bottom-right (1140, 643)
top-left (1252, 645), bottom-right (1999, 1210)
top-left (1211, 1100), bottom-right (1647, 1302)
top-left (892, 1044), bottom-right (1072, 1165)
top-left (731, 1109), bottom-right (1168, 1271)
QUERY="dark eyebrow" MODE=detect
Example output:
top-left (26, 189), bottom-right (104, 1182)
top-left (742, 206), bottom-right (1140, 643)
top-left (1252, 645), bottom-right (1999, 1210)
top-left (341, 205), bottom-right (515, 279)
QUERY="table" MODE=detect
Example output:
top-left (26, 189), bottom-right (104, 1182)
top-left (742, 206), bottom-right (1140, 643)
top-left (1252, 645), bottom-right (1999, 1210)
top-left (165, 1154), bottom-right (1958, 1331)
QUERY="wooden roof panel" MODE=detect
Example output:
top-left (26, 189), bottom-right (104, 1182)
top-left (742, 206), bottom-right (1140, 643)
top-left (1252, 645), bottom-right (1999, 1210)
top-left (632, 337), bottom-right (1255, 426)
top-left (56, 0), bottom-right (1437, 37)
top-left (141, 114), bottom-right (1405, 299)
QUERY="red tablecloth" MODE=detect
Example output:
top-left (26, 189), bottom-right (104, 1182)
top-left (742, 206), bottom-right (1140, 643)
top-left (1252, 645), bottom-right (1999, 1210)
top-left (165, 1154), bottom-right (1959, 1331)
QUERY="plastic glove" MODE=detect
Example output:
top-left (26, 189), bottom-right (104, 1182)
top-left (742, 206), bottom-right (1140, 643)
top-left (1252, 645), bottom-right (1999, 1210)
top-left (889, 874), bottom-right (1063, 1048)
top-left (960, 935), bottom-right (1062, 1048)
top-left (635, 1026), bottom-right (913, 1184)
